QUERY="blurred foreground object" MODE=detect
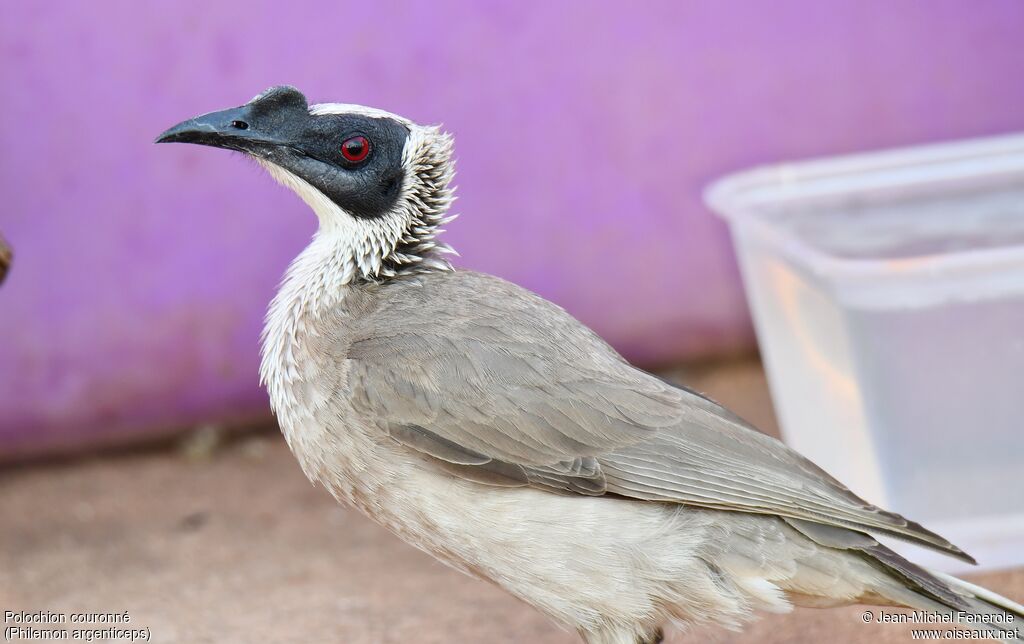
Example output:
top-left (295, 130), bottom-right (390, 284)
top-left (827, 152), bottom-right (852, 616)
top-left (707, 133), bottom-right (1024, 572)
top-left (0, 232), bottom-right (10, 284)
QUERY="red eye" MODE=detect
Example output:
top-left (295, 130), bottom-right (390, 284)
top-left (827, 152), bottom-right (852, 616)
top-left (341, 136), bottom-right (370, 163)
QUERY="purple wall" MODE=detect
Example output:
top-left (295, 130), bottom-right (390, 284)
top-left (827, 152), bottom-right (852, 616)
top-left (2, 1), bottom-right (1024, 459)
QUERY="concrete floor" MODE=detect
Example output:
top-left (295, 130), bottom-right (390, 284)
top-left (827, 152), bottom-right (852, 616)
top-left (2, 358), bottom-right (1020, 643)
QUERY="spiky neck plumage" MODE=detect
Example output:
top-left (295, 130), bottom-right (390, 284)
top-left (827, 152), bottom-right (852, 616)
top-left (376, 123), bottom-right (458, 279)
top-left (260, 122), bottom-right (458, 286)
top-left (259, 109), bottom-right (458, 420)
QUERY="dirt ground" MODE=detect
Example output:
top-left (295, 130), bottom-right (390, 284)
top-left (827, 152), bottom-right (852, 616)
top-left (2, 358), bottom-right (1020, 643)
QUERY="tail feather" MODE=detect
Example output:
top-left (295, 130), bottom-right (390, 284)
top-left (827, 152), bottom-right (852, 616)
top-left (861, 542), bottom-right (972, 611)
top-left (930, 570), bottom-right (1024, 617)
top-left (928, 570), bottom-right (1024, 639)
top-left (783, 517), bottom-right (1022, 640)
top-left (865, 549), bottom-right (1023, 641)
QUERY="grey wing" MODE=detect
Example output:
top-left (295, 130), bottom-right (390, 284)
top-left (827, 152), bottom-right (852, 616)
top-left (344, 273), bottom-right (681, 493)
top-left (343, 271), bottom-right (972, 563)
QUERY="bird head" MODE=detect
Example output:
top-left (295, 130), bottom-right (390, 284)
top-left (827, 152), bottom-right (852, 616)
top-left (157, 85), bottom-right (456, 279)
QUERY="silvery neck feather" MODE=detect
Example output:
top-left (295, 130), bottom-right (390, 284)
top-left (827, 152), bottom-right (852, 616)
top-left (261, 108), bottom-right (459, 286)
top-left (249, 99), bottom-right (460, 414)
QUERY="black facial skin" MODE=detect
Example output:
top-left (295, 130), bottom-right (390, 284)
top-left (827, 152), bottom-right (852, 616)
top-left (156, 86), bottom-right (408, 219)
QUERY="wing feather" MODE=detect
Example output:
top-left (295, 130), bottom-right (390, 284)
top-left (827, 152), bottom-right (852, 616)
top-left (339, 271), bottom-right (973, 564)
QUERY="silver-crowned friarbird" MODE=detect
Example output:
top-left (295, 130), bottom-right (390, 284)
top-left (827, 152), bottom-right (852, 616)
top-left (158, 86), bottom-right (1023, 644)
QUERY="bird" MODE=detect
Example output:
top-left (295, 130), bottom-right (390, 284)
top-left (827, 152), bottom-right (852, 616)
top-left (157, 86), bottom-right (1023, 644)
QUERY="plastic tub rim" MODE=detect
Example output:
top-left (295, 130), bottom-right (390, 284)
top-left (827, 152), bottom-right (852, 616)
top-left (704, 131), bottom-right (1024, 286)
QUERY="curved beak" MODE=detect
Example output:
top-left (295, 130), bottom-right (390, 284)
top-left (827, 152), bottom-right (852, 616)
top-left (155, 104), bottom-right (286, 152)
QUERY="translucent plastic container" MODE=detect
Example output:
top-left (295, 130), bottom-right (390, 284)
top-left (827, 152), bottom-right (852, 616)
top-left (705, 133), bottom-right (1024, 572)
